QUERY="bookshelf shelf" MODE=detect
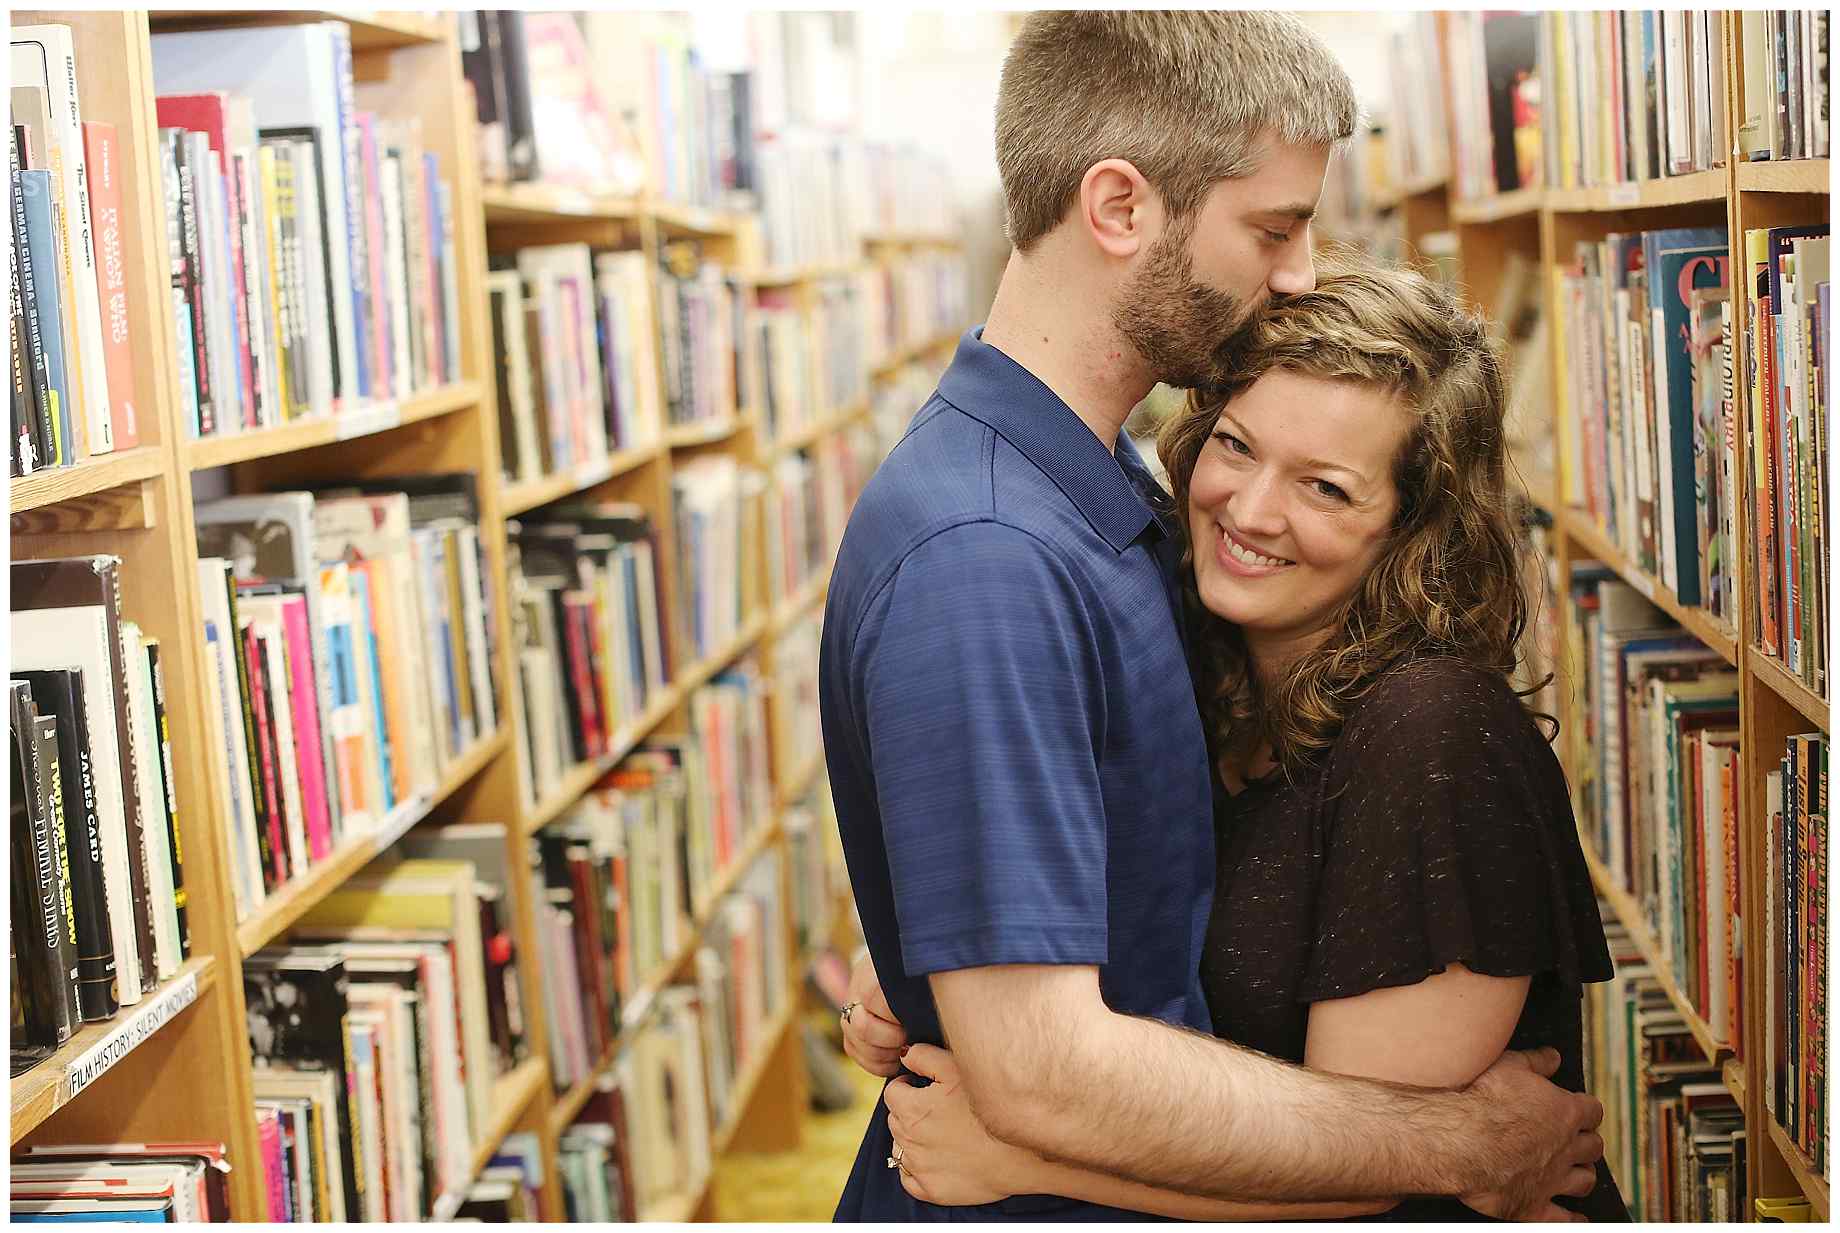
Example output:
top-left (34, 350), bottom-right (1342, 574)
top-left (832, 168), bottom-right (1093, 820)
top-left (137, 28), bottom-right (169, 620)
top-left (184, 381), bottom-right (484, 471)
top-left (479, 182), bottom-right (644, 225)
top-left (665, 417), bottom-right (745, 449)
top-left (861, 230), bottom-right (965, 248)
top-left (501, 442), bottom-right (660, 518)
top-left (429, 1055), bottom-right (548, 1220)
top-left (1580, 841), bottom-right (1729, 1068)
top-left (641, 1186), bottom-right (702, 1225)
top-left (871, 332), bottom-right (962, 378)
top-left (1560, 509), bottom-right (1738, 667)
top-left (10, 957), bottom-right (217, 1145)
top-left (650, 199), bottom-right (748, 238)
top-left (738, 262), bottom-right (872, 287)
top-left (1451, 185), bottom-right (1544, 224)
top-left (1766, 1119), bottom-right (1830, 1221)
top-left (679, 611), bottom-right (771, 695)
top-left (1736, 159), bottom-right (1832, 194)
top-left (776, 749), bottom-right (825, 811)
top-left (521, 684), bottom-right (684, 837)
top-left (1546, 168), bottom-right (1728, 213)
top-left (1724, 1057), bottom-right (1748, 1107)
top-left (146, 9), bottom-right (448, 51)
top-left (1746, 647), bottom-right (1831, 732)
top-left (769, 568), bottom-right (830, 637)
top-left (767, 402), bottom-right (866, 458)
top-left (234, 729), bottom-right (508, 956)
top-left (8, 447), bottom-right (166, 517)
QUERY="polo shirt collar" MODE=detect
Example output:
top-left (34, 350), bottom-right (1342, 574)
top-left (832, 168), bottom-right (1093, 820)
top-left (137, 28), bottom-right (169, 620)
top-left (937, 326), bottom-right (1161, 553)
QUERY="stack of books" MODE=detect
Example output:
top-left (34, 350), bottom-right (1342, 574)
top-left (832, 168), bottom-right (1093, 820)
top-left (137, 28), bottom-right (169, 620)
top-left (813, 277), bottom-right (869, 414)
top-left (11, 557), bottom-right (191, 1069)
top-left (1735, 11), bottom-right (1831, 162)
top-left (684, 664), bottom-right (775, 915)
top-left (694, 848), bottom-right (790, 1133)
top-left (1556, 226), bottom-right (1734, 618)
top-left (149, 21), bottom-right (462, 439)
top-left (246, 857), bottom-right (507, 1221)
top-left (8, 1145), bottom-right (231, 1222)
top-left (1586, 918), bottom-right (1746, 1221)
top-left (767, 453), bottom-right (824, 608)
top-left (657, 246), bottom-right (739, 433)
top-left (1764, 733), bottom-right (1828, 1174)
top-left (751, 287), bottom-right (818, 444)
top-left (1539, 13), bottom-right (1730, 191)
top-left (1569, 571), bottom-right (1742, 1048)
top-left (671, 456), bottom-right (761, 662)
top-left (1743, 225), bottom-right (1829, 696)
top-left (10, 25), bottom-right (141, 476)
top-left (556, 1094), bottom-right (637, 1221)
top-left (506, 504), bottom-right (671, 810)
top-left (1442, 12), bottom-right (1542, 199)
top-left (1379, 13), bottom-right (1450, 194)
top-left (193, 477), bottom-right (499, 921)
top-left (489, 246), bottom-right (662, 485)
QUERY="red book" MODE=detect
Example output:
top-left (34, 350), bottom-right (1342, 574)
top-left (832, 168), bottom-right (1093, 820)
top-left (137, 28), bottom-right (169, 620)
top-left (278, 594), bottom-right (333, 862)
top-left (242, 623), bottom-right (288, 887)
top-left (560, 596), bottom-right (603, 757)
top-left (79, 121), bottom-right (139, 448)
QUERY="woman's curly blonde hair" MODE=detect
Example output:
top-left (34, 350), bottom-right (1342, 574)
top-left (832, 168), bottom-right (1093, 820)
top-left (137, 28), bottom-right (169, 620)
top-left (1156, 251), bottom-right (1539, 776)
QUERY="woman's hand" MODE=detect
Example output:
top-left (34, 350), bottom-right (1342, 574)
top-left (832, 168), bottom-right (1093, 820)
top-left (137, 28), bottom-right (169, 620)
top-left (841, 952), bottom-right (908, 1077)
top-left (884, 1044), bottom-right (1039, 1207)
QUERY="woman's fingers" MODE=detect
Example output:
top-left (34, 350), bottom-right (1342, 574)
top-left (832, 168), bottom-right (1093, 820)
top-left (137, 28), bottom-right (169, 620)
top-left (849, 1010), bottom-right (908, 1052)
top-left (846, 1039), bottom-right (905, 1077)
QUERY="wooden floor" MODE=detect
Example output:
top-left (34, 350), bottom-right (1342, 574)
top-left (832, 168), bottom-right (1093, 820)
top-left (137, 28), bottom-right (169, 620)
top-left (708, 1010), bottom-right (884, 1221)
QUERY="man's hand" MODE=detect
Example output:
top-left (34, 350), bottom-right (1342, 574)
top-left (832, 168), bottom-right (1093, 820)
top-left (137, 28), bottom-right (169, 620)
top-left (841, 952), bottom-right (909, 1077)
top-left (1457, 1048), bottom-right (1605, 1221)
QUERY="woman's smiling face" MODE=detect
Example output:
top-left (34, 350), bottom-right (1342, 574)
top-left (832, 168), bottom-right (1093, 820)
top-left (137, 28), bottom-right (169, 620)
top-left (1186, 370), bottom-right (1413, 667)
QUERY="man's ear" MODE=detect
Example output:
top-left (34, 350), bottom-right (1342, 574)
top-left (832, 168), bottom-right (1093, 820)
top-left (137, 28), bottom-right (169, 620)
top-left (1077, 158), bottom-right (1156, 260)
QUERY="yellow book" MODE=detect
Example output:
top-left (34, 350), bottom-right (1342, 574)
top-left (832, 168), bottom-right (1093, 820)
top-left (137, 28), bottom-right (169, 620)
top-left (257, 145), bottom-right (290, 421)
top-left (1754, 1196), bottom-right (1812, 1221)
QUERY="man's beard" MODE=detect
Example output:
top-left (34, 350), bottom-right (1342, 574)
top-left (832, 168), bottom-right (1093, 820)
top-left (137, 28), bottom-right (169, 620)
top-left (1112, 223), bottom-right (1261, 390)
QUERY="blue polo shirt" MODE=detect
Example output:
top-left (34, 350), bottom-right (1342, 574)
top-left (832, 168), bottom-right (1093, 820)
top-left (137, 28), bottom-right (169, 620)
top-left (821, 327), bottom-right (1216, 1222)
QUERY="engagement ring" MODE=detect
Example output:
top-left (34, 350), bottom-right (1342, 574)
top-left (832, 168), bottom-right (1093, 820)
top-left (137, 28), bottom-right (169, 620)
top-left (886, 1144), bottom-right (904, 1170)
top-left (842, 1001), bottom-right (859, 1025)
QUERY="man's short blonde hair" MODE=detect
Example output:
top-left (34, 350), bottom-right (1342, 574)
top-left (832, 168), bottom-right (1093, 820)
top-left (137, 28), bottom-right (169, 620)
top-left (996, 12), bottom-right (1358, 251)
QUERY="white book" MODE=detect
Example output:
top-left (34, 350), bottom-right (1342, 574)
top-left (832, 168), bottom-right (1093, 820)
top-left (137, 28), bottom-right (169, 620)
top-left (10, 25), bottom-right (114, 455)
top-left (343, 1014), bottom-right (389, 1221)
top-left (284, 139), bottom-right (335, 422)
top-left (118, 621), bottom-right (181, 980)
top-left (456, 525), bottom-right (497, 736)
top-left (151, 22), bottom-right (360, 412)
top-left (380, 152), bottom-right (413, 403)
top-left (194, 558), bottom-right (265, 918)
top-left (191, 134), bottom-right (239, 434)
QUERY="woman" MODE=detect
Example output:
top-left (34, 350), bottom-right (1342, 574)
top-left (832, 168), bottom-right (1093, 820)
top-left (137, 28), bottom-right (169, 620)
top-left (838, 259), bottom-right (1627, 1221)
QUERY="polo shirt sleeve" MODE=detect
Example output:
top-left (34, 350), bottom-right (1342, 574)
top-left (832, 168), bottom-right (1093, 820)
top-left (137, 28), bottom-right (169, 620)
top-left (856, 520), bottom-right (1109, 976)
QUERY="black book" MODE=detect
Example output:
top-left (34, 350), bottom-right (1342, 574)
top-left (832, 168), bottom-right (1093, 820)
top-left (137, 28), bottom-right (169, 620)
top-left (462, 10), bottom-right (507, 133)
top-left (14, 669), bottom-right (120, 1021)
top-left (32, 711), bottom-right (83, 1032)
top-left (497, 11), bottom-right (539, 182)
top-left (168, 127), bottom-right (215, 436)
top-left (10, 683), bottom-right (72, 1047)
top-left (245, 947), bottom-right (363, 1219)
top-left (144, 641), bottom-right (190, 958)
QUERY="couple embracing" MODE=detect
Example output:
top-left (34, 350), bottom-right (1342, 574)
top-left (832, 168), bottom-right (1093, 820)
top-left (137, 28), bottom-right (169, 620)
top-left (821, 12), bottom-right (1627, 1223)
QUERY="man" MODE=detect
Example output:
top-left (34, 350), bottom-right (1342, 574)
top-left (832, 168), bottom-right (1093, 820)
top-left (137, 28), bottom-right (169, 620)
top-left (819, 12), bottom-right (1602, 1222)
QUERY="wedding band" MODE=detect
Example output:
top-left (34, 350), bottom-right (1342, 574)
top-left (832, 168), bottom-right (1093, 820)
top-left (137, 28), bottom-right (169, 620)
top-left (842, 1001), bottom-right (859, 1025)
top-left (886, 1144), bottom-right (904, 1170)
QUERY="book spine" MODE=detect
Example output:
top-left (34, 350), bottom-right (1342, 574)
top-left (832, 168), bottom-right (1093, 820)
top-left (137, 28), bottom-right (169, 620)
top-left (174, 134), bottom-right (215, 435)
top-left (157, 130), bottom-right (199, 437)
top-left (94, 560), bottom-right (158, 998)
top-left (231, 151), bottom-right (270, 428)
top-left (145, 641), bottom-right (190, 958)
top-left (79, 121), bottom-right (138, 448)
top-left (225, 581), bottom-right (275, 888)
top-left (32, 710), bottom-right (85, 1029)
top-left (279, 598), bottom-right (333, 862)
top-left (15, 170), bottom-right (72, 465)
top-left (244, 622), bottom-right (287, 886)
top-left (18, 701), bottom-right (76, 1044)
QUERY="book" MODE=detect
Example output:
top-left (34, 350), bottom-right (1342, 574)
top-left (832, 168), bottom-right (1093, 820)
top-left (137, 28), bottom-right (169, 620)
top-left (11, 682), bottom-right (77, 1047)
top-left (78, 120), bottom-right (138, 448)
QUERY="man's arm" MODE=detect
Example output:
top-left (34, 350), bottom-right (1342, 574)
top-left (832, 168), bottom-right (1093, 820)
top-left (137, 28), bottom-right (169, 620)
top-left (921, 963), bottom-right (1602, 1208)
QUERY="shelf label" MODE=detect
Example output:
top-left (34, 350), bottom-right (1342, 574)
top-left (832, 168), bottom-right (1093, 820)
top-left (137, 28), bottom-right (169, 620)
top-left (64, 971), bottom-right (200, 1100)
top-left (335, 402), bottom-right (402, 441)
top-left (1608, 184), bottom-right (1639, 207)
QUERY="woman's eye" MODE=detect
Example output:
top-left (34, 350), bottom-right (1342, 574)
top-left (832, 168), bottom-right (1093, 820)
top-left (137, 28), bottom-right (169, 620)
top-left (1311, 479), bottom-right (1348, 502)
top-left (1211, 431), bottom-right (1251, 456)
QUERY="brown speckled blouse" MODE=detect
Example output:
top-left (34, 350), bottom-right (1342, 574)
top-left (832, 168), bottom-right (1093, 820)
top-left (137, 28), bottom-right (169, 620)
top-left (1199, 656), bottom-right (1628, 1221)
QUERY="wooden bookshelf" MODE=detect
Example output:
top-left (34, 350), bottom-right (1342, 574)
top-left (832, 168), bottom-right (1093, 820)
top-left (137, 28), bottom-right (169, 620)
top-left (184, 381), bottom-right (483, 470)
top-left (1545, 167), bottom-right (1729, 212)
top-left (770, 567), bottom-right (831, 637)
top-left (147, 8), bottom-right (447, 50)
top-left (1765, 1120), bottom-right (1829, 1221)
top-left (1737, 159), bottom-right (1832, 194)
top-left (710, 1002), bottom-right (800, 1157)
top-left (651, 199), bottom-right (747, 238)
top-left (501, 440), bottom-right (660, 518)
top-left (480, 182), bottom-right (644, 225)
top-left (428, 1055), bottom-right (549, 1221)
top-left (1372, 171), bottom-right (1448, 213)
top-left (1450, 185), bottom-right (1545, 224)
top-left (665, 416), bottom-right (746, 448)
top-left (10, 958), bottom-right (218, 1144)
top-left (1561, 509), bottom-right (1739, 666)
top-left (766, 401), bottom-right (867, 458)
top-left (1746, 649), bottom-right (1830, 732)
top-left (776, 750), bottom-right (826, 811)
top-left (520, 683), bottom-right (684, 836)
top-left (8, 447), bottom-right (166, 517)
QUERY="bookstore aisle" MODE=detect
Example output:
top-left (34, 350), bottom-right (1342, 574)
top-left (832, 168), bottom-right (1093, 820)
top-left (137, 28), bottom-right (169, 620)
top-left (1318, 10), bottom-right (1829, 1223)
top-left (10, 9), bottom-right (965, 1221)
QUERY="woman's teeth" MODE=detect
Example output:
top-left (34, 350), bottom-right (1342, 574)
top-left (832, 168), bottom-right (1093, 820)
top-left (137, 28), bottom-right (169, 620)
top-left (1223, 531), bottom-right (1290, 568)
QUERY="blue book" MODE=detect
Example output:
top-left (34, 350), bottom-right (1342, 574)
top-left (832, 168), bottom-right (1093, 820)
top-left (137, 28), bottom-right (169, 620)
top-left (1641, 226), bottom-right (1727, 606)
top-left (345, 567), bottom-right (394, 811)
top-left (14, 1209), bottom-right (170, 1222)
top-left (426, 534), bottom-right (463, 753)
top-left (13, 169), bottom-right (73, 465)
